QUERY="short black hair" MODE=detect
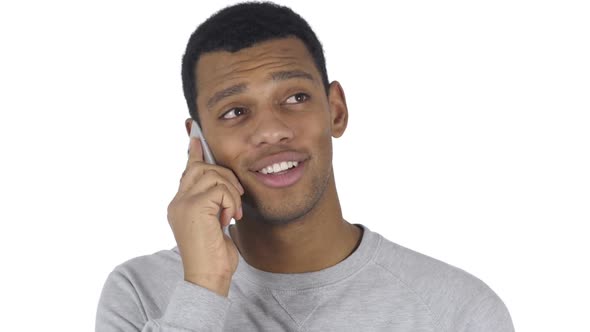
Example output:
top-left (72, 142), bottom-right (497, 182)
top-left (181, 1), bottom-right (329, 125)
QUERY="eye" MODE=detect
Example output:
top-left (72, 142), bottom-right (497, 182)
top-left (221, 107), bottom-right (247, 120)
top-left (284, 93), bottom-right (309, 104)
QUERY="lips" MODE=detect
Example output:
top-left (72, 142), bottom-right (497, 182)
top-left (252, 160), bottom-right (306, 188)
top-left (249, 151), bottom-right (309, 188)
top-left (249, 151), bottom-right (308, 173)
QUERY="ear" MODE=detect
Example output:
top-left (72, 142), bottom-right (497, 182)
top-left (328, 81), bottom-right (348, 138)
top-left (184, 118), bottom-right (193, 136)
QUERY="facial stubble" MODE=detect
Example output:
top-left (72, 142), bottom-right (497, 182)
top-left (241, 162), bottom-right (331, 225)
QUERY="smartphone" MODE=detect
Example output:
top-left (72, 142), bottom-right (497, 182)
top-left (189, 120), bottom-right (216, 164)
top-left (190, 120), bottom-right (236, 225)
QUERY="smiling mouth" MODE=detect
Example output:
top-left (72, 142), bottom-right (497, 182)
top-left (252, 160), bottom-right (306, 188)
top-left (257, 161), bottom-right (300, 174)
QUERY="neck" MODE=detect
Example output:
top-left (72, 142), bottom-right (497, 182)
top-left (230, 174), bottom-right (362, 273)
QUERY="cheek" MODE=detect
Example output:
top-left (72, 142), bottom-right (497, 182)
top-left (298, 112), bottom-right (332, 145)
top-left (207, 135), bottom-right (244, 169)
top-left (296, 114), bottom-right (334, 167)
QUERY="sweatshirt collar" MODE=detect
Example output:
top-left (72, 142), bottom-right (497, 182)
top-left (226, 223), bottom-right (381, 290)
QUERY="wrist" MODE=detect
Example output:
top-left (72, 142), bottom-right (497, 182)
top-left (185, 273), bottom-right (232, 297)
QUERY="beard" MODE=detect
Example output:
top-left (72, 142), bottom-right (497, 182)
top-left (241, 164), bottom-right (332, 225)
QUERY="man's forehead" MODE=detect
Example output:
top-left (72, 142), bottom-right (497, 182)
top-left (196, 37), bottom-right (318, 88)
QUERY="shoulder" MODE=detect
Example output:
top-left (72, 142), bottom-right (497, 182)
top-left (106, 247), bottom-right (183, 293)
top-left (369, 230), bottom-right (514, 331)
top-left (97, 247), bottom-right (184, 328)
top-left (98, 248), bottom-right (183, 311)
top-left (112, 247), bottom-right (182, 277)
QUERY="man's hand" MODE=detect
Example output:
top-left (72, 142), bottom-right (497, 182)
top-left (167, 137), bottom-right (244, 297)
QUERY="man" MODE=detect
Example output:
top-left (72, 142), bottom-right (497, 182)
top-left (96, 2), bottom-right (514, 331)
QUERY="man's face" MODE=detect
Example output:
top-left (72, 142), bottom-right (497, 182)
top-left (194, 37), bottom-right (347, 224)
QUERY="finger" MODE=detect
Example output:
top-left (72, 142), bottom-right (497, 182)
top-left (212, 167), bottom-right (245, 195)
top-left (204, 184), bottom-right (239, 225)
top-left (216, 186), bottom-right (242, 224)
top-left (180, 163), bottom-right (244, 196)
top-left (178, 160), bottom-right (207, 193)
top-left (183, 170), bottom-right (243, 215)
top-left (220, 208), bottom-right (233, 227)
top-left (187, 137), bottom-right (204, 164)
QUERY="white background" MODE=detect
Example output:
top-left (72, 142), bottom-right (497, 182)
top-left (1, 0), bottom-right (588, 330)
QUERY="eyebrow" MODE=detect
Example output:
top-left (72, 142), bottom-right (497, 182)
top-left (269, 70), bottom-right (315, 82)
top-left (206, 83), bottom-right (247, 109)
top-left (206, 70), bottom-right (316, 110)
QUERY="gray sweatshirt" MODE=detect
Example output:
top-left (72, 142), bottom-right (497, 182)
top-left (96, 224), bottom-right (514, 331)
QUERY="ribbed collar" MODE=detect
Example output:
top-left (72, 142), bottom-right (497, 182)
top-left (226, 224), bottom-right (382, 291)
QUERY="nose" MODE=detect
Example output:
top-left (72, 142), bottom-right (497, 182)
top-left (249, 109), bottom-right (294, 146)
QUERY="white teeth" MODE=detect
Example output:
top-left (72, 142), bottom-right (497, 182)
top-left (258, 160), bottom-right (300, 174)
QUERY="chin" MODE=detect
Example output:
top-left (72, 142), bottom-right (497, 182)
top-left (242, 171), bottom-right (330, 226)
top-left (252, 200), bottom-right (316, 225)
